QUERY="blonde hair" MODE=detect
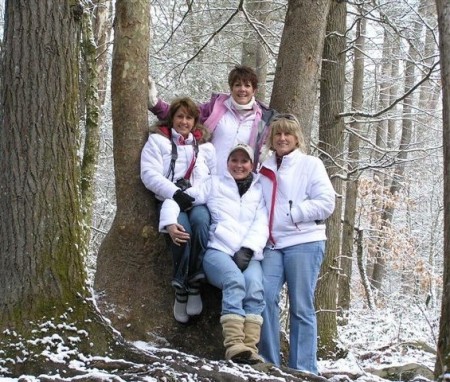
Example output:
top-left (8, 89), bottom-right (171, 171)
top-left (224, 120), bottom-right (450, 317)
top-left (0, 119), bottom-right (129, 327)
top-left (267, 115), bottom-right (306, 153)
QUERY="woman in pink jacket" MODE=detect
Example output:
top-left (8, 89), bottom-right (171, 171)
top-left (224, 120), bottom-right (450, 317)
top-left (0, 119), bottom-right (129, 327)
top-left (148, 65), bottom-right (276, 175)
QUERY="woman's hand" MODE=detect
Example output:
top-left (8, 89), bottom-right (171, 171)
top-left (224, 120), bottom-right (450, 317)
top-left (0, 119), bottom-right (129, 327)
top-left (167, 223), bottom-right (190, 246)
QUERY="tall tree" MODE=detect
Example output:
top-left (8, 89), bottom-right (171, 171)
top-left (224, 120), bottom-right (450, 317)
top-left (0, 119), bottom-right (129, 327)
top-left (435, 0), bottom-right (450, 377)
top-left (315, 0), bottom-right (347, 357)
top-left (270, 0), bottom-right (332, 147)
top-left (0, 0), bottom-right (117, 374)
top-left (339, 12), bottom-right (367, 311)
top-left (241, 0), bottom-right (272, 103)
top-left (93, 0), bottom-right (224, 359)
top-left (80, 0), bottom-right (113, 242)
top-left (371, 14), bottom-right (422, 293)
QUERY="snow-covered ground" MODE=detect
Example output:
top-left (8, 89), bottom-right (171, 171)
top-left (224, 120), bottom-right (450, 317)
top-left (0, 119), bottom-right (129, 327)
top-left (0, 300), bottom-right (439, 381)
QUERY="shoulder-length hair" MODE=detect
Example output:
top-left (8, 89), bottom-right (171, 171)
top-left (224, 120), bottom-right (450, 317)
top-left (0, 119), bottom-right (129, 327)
top-left (167, 97), bottom-right (200, 127)
top-left (150, 97), bottom-right (211, 143)
top-left (267, 114), bottom-right (307, 153)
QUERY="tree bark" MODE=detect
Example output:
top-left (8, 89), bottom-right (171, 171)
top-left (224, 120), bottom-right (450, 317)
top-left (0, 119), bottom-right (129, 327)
top-left (0, 0), bottom-right (86, 325)
top-left (315, 0), bottom-right (346, 358)
top-left (0, 1), bottom-right (118, 372)
top-left (93, 0), bottom-right (224, 360)
top-left (339, 14), bottom-right (366, 312)
top-left (270, 0), bottom-right (331, 148)
top-left (435, 0), bottom-right (450, 377)
top-left (80, 1), bottom-right (112, 240)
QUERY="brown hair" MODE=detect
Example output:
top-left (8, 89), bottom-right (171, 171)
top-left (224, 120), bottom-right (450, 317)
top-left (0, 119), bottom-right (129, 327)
top-left (227, 65), bottom-right (258, 90)
top-left (267, 114), bottom-right (307, 153)
top-left (151, 97), bottom-right (211, 143)
top-left (167, 97), bottom-right (200, 127)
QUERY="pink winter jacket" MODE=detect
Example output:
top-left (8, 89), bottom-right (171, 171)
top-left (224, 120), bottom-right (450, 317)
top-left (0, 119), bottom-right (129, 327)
top-left (150, 93), bottom-right (276, 168)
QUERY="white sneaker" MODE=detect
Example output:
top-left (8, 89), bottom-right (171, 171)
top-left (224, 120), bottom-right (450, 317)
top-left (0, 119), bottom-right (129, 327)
top-left (186, 288), bottom-right (203, 316)
top-left (173, 292), bottom-right (189, 323)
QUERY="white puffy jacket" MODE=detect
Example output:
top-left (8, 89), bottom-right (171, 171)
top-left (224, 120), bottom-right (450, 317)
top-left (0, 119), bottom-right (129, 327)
top-left (159, 172), bottom-right (269, 259)
top-left (259, 149), bottom-right (335, 249)
top-left (140, 129), bottom-right (216, 201)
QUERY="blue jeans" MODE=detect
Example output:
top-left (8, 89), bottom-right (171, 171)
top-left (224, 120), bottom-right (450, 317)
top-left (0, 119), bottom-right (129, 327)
top-left (167, 205), bottom-right (210, 291)
top-left (259, 241), bottom-right (325, 374)
top-left (203, 248), bottom-right (265, 317)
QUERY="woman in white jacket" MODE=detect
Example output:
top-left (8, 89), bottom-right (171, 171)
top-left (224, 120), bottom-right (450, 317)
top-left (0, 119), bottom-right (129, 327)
top-left (140, 97), bottom-right (216, 324)
top-left (258, 114), bottom-right (335, 374)
top-left (160, 144), bottom-right (268, 364)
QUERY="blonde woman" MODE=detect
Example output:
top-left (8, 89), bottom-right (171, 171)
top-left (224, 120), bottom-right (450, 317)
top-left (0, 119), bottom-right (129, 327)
top-left (258, 114), bottom-right (335, 374)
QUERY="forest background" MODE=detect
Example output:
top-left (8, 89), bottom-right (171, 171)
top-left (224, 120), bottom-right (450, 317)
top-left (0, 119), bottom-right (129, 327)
top-left (0, 0), bottom-right (449, 381)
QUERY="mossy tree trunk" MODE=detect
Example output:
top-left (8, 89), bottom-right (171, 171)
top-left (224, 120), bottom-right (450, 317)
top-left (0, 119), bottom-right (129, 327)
top-left (80, 0), bottom-right (113, 240)
top-left (0, 1), bottom-right (119, 375)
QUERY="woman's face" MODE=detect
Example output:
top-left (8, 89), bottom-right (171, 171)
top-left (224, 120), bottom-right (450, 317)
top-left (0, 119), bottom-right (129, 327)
top-left (172, 106), bottom-right (195, 138)
top-left (272, 130), bottom-right (298, 156)
top-left (227, 151), bottom-right (253, 180)
top-left (230, 80), bottom-right (256, 105)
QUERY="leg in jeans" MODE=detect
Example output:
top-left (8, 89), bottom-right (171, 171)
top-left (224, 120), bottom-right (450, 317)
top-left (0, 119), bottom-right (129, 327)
top-left (185, 205), bottom-right (210, 316)
top-left (283, 241), bottom-right (325, 374)
top-left (187, 205), bottom-right (210, 283)
top-left (259, 248), bottom-right (285, 366)
top-left (169, 211), bottom-right (192, 290)
top-left (242, 259), bottom-right (265, 316)
top-left (203, 248), bottom-right (246, 316)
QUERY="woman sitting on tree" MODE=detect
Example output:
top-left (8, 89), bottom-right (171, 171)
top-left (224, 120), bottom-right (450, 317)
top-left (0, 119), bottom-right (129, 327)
top-left (159, 143), bottom-right (268, 364)
top-left (140, 97), bottom-right (216, 324)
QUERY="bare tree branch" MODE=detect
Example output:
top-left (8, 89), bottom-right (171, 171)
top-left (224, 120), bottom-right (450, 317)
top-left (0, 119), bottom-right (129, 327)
top-left (155, 0), bottom-right (194, 55)
top-left (240, 3), bottom-right (277, 56)
top-left (339, 60), bottom-right (440, 119)
top-left (178, 0), bottom-right (244, 76)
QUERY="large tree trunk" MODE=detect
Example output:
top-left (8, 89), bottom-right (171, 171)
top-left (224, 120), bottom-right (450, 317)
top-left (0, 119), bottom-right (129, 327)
top-left (435, 0), bottom-right (450, 377)
top-left (339, 14), bottom-right (366, 312)
top-left (0, 1), bottom-right (117, 374)
top-left (270, 0), bottom-right (331, 148)
top-left (315, 0), bottom-right (346, 358)
top-left (93, 0), bottom-right (223, 360)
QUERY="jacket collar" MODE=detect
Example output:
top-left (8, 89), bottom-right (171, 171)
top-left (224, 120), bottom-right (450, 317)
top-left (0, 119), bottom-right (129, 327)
top-left (261, 149), bottom-right (302, 171)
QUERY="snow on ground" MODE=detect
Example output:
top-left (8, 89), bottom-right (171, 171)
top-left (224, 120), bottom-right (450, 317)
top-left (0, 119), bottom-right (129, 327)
top-left (0, 302), bottom-right (439, 381)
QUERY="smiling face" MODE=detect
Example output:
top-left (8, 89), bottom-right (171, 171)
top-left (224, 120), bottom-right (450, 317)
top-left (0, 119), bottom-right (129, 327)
top-left (227, 150), bottom-right (253, 180)
top-left (272, 130), bottom-right (299, 157)
top-left (230, 80), bottom-right (256, 105)
top-left (172, 106), bottom-right (195, 138)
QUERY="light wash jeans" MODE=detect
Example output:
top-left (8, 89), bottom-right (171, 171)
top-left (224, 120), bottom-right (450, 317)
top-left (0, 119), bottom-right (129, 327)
top-left (203, 248), bottom-right (265, 317)
top-left (167, 205), bottom-right (210, 291)
top-left (259, 241), bottom-right (325, 374)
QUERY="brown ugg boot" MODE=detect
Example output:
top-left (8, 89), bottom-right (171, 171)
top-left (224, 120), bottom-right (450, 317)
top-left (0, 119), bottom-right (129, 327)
top-left (220, 314), bottom-right (253, 362)
top-left (244, 314), bottom-right (265, 364)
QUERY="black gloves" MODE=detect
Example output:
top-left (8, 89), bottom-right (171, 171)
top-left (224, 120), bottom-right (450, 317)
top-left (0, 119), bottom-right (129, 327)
top-left (233, 247), bottom-right (254, 272)
top-left (173, 189), bottom-right (195, 211)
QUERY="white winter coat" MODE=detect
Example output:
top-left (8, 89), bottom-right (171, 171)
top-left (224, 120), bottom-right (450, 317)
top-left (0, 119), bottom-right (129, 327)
top-left (159, 172), bottom-right (269, 259)
top-left (140, 129), bottom-right (216, 201)
top-left (259, 149), bottom-right (335, 249)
